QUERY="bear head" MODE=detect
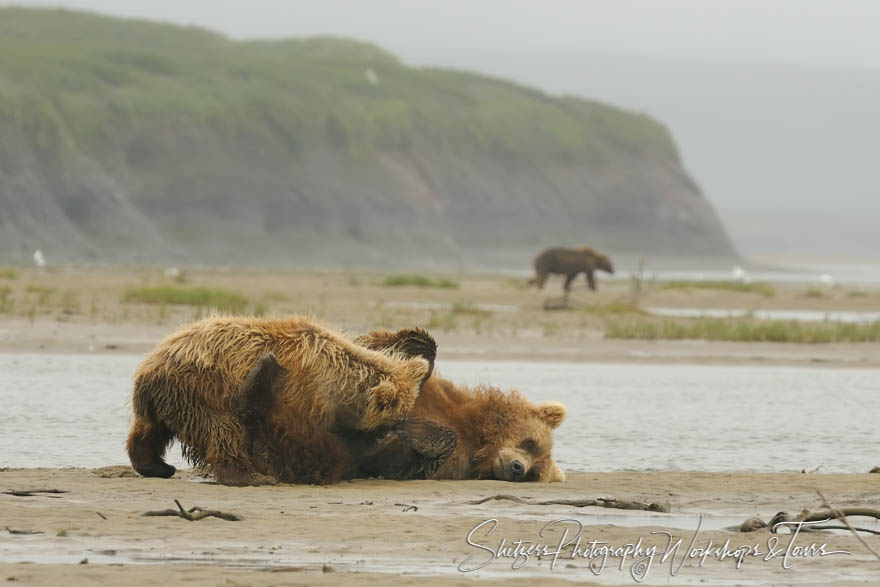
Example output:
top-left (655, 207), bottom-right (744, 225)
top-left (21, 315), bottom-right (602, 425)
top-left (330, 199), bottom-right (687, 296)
top-left (470, 389), bottom-right (567, 482)
top-left (595, 253), bottom-right (614, 274)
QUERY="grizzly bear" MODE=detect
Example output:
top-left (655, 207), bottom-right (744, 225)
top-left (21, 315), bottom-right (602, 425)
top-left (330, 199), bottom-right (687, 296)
top-left (126, 315), bottom-right (434, 485)
top-left (529, 246), bottom-right (615, 293)
top-left (238, 328), bottom-right (568, 483)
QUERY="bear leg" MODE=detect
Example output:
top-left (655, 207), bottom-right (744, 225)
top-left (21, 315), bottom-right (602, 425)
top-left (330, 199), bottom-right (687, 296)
top-left (348, 417), bottom-right (457, 480)
top-left (127, 417), bottom-right (176, 478)
top-left (237, 352), bottom-right (284, 428)
top-left (394, 417), bottom-right (457, 462)
top-left (354, 328), bottom-right (437, 383)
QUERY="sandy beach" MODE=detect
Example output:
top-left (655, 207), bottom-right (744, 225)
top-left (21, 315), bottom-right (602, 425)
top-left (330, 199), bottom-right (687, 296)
top-left (2, 267), bottom-right (879, 584)
top-left (2, 468), bottom-right (879, 585)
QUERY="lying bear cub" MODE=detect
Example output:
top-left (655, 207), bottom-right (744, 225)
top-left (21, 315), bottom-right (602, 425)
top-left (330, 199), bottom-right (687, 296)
top-left (127, 316), bottom-right (566, 485)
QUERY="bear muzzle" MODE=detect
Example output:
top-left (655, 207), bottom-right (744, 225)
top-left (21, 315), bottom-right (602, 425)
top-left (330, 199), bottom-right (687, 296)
top-left (494, 448), bottom-right (532, 482)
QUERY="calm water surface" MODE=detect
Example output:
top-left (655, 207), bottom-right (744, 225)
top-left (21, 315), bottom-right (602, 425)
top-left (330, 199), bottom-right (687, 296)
top-left (1, 354), bottom-right (877, 473)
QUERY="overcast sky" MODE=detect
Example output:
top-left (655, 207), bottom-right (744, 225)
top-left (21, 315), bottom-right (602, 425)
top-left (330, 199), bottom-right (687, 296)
top-left (5, 0), bottom-right (880, 70)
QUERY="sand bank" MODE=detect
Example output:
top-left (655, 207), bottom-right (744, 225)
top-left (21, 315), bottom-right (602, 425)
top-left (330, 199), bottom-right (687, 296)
top-left (1, 468), bottom-right (878, 585)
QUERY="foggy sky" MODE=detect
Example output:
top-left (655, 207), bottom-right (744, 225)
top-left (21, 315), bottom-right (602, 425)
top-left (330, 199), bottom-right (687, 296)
top-left (6, 0), bottom-right (880, 70)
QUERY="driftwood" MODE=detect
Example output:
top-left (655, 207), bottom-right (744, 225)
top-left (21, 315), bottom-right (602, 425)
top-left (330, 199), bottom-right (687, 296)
top-left (766, 507), bottom-right (880, 533)
top-left (816, 490), bottom-right (880, 562)
top-left (738, 492), bottom-right (880, 560)
top-left (6, 526), bottom-right (43, 535)
top-left (464, 494), bottom-right (669, 513)
top-left (395, 502), bottom-right (418, 512)
top-left (807, 524), bottom-right (880, 536)
top-left (142, 499), bottom-right (243, 522)
top-left (2, 488), bottom-right (69, 498)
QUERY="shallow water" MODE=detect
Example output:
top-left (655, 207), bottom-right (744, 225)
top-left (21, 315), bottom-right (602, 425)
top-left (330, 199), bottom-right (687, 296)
top-left (0, 354), bottom-right (877, 473)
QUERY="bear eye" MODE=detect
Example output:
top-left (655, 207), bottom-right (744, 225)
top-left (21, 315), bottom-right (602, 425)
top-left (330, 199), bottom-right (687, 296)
top-left (522, 439), bottom-right (538, 453)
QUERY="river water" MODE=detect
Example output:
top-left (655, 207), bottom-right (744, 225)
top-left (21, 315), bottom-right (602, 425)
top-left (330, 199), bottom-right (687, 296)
top-left (1, 354), bottom-right (877, 474)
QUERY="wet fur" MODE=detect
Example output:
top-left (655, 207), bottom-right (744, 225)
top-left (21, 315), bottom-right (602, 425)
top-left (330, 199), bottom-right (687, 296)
top-left (126, 315), bottom-right (431, 485)
top-left (358, 329), bottom-right (567, 482)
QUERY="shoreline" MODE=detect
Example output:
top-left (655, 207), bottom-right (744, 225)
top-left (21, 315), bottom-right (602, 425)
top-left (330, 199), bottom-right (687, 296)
top-left (3, 316), bottom-right (880, 368)
top-left (1, 468), bottom-right (878, 585)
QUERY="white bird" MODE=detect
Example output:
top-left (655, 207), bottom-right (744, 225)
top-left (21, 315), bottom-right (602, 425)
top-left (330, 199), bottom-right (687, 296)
top-left (33, 249), bottom-right (46, 269)
top-left (819, 273), bottom-right (834, 287)
top-left (731, 265), bottom-right (749, 283)
top-left (365, 67), bottom-right (379, 86)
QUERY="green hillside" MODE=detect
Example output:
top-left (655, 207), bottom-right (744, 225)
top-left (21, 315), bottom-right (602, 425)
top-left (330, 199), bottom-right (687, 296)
top-left (0, 8), bottom-right (678, 161)
top-left (0, 8), bottom-right (734, 266)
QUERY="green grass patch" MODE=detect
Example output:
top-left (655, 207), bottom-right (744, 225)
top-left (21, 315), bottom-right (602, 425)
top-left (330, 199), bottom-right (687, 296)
top-left (605, 317), bottom-right (880, 343)
top-left (381, 274), bottom-right (459, 289)
top-left (124, 285), bottom-right (249, 313)
top-left (0, 8), bottom-right (679, 164)
top-left (580, 302), bottom-right (646, 315)
top-left (450, 301), bottom-right (491, 317)
top-left (26, 284), bottom-right (57, 305)
top-left (0, 286), bottom-right (12, 313)
top-left (0, 268), bottom-right (16, 279)
top-left (848, 290), bottom-right (868, 298)
top-left (803, 287), bottom-right (825, 299)
top-left (661, 280), bottom-right (775, 298)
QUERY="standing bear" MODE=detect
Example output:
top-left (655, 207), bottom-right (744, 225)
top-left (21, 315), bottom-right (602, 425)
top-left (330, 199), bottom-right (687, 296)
top-left (127, 315), bottom-right (433, 485)
top-left (529, 246), bottom-right (615, 293)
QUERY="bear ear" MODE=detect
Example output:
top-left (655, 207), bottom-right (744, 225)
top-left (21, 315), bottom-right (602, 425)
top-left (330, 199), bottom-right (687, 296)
top-left (538, 402), bottom-right (566, 429)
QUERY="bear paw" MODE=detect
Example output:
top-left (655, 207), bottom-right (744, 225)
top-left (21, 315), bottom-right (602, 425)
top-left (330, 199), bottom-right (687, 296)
top-left (363, 378), bottom-right (415, 429)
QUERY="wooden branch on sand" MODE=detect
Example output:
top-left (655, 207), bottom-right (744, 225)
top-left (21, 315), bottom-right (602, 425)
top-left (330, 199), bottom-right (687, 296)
top-left (816, 490), bottom-right (880, 562)
top-left (2, 488), bottom-right (69, 498)
top-left (6, 526), bottom-right (44, 535)
top-left (464, 494), bottom-right (669, 513)
top-left (142, 499), bottom-right (243, 522)
top-left (739, 493), bottom-right (880, 558)
top-left (766, 506), bottom-right (880, 533)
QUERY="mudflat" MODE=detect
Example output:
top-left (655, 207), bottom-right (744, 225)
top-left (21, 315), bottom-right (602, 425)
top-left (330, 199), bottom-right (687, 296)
top-left (1, 468), bottom-right (878, 585)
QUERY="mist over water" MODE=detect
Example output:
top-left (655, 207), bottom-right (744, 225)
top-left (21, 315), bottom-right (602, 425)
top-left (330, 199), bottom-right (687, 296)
top-left (2, 354), bottom-right (877, 474)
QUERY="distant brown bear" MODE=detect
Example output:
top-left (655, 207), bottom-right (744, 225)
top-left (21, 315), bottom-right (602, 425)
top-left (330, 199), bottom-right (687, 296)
top-left (529, 246), bottom-right (614, 293)
top-left (126, 315), bottom-right (433, 485)
top-left (237, 328), bottom-right (568, 483)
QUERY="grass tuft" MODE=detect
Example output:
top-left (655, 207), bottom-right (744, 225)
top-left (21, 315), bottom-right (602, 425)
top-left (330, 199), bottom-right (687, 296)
top-left (381, 274), bottom-right (459, 289)
top-left (0, 268), bottom-right (16, 279)
top-left (123, 286), bottom-right (249, 313)
top-left (580, 302), bottom-right (646, 315)
top-left (0, 286), bottom-right (12, 313)
top-left (661, 280), bottom-right (775, 298)
top-left (605, 317), bottom-right (880, 343)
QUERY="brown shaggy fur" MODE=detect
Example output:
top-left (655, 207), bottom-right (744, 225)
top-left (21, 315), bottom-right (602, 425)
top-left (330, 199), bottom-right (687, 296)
top-left (529, 246), bottom-right (614, 292)
top-left (126, 315), bottom-right (431, 485)
top-left (356, 329), bottom-right (567, 482)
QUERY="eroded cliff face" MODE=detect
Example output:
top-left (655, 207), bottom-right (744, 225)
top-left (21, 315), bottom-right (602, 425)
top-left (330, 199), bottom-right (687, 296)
top-left (0, 9), bottom-right (736, 268)
top-left (0, 122), bottom-right (735, 267)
